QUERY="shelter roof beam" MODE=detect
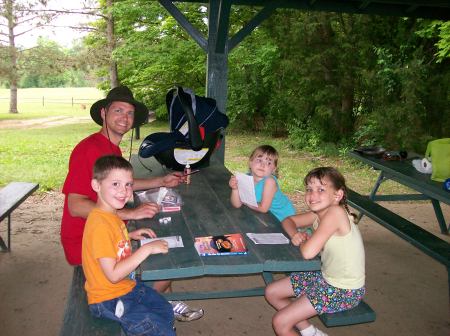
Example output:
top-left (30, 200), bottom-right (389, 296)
top-left (214, 0), bottom-right (231, 53)
top-left (176, 0), bottom-right (450, 20)
top-left (158, 0), bottom-right (208, 52)
top-left (228, 3), bottom-right (277, 52)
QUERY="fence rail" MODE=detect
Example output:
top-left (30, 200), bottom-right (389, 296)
top-left (0, 97), bottom-right (98, 106)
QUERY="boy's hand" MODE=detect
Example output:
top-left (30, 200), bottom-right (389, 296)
top-left (229, 175), bottom-right (238, 190)
top-left (291, 231), bottom-right (310, 246)
top-left (144, 240), bottom-right (169, 255)
top-left (129, 228), bottom-right (157, 240)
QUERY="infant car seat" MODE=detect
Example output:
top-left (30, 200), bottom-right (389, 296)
top-left (138, 86), bottom-right (229, 171)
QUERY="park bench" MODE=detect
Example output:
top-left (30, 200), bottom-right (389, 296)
top-left (59, 266), bottom-right (123, 336)
top-left (0, 182), bottom-right (39, 252)
top-left (347, 188), bottom-right (450, 293)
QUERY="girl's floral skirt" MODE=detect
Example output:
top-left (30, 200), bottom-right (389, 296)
top-left (290, 271), bottom-right (365, 314)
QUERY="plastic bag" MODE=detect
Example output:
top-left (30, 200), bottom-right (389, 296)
top-left (425, 138), bottom-right (450, 182)
top-left (135, 188), bottom-right (183, 212)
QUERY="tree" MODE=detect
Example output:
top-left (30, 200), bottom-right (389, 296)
top-left (18, 37), bottom-right (95, 87)
top-left (0, 0), bottom-right (54, 113)
top-left (86, 0), bottom-right (207, 114)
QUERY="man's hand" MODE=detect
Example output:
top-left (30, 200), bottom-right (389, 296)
top-left (118, 202), bottom-right (159, 220)
top-left (162, 173), bottom-right (182, 188)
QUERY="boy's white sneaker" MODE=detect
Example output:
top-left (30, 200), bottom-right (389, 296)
top-left (169, 300), bottom-right (204, 322)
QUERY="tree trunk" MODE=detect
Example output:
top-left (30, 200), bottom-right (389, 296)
top-left (106, 0), bottom-right (119, 88)
top-left (6, 0), bottom-right (18, 113)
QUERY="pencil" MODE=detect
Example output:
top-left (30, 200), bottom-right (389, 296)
top-left (182, 169), bottom-right (200, 177)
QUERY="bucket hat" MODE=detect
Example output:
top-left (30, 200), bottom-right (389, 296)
top-left (90, 86), bottom-right (148, 128)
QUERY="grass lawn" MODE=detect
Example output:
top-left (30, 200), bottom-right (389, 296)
top-left (0, 87), bottom-right (408, 196)
top-left (0, 87), bottom-right (103, 120)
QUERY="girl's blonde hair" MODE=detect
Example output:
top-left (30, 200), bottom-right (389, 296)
top-left (304, 167), bottom-right (354, 217)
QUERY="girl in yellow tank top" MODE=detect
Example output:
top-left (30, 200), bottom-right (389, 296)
top-left (266, 167), bottom-right (365, 336)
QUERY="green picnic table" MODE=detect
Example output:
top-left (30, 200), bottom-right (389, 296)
top-left (349, 151), bottom-right (450, 234)
top-left (130, 156), bottom-right (321, 301)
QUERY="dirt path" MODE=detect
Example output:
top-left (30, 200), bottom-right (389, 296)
top-left (0, 192), bottom-right (449, 336)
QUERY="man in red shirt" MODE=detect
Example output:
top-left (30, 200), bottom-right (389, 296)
top-left (61, 86), bottom-right (203, 321)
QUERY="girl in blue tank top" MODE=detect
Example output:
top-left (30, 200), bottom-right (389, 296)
top-left (229, 145), bottom-right (295, 222)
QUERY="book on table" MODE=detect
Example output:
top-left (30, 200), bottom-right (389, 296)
top-left (194, 233), bottom-right (248, 256)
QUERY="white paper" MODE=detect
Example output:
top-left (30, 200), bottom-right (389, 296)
top-left (235, 172), bottom-right (258, 207)
top-left (246, 233), bottom-right (289, 245)
top-left (140, 236), bottom-right (184, 248)
top-left (156, 187), bottom-right (168, 205)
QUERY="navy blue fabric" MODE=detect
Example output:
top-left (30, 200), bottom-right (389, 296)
top-left (139, 131), bottom-right (184, 159)
top-left (139, 87), bottom-right (229, 162)
top-left (168, 90), bottom-right (228, 136)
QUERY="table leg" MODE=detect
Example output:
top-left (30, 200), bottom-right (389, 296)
top-left (369, 171), bottom-right (386, 200)
top-left (431, 199), bottom-right (449, 235)
top-left (262, 271), bottom-right (274, 285)
top-left (0, 215), bottom-right (11, 252)
top-left (356, 171), bottom-right (386, 223)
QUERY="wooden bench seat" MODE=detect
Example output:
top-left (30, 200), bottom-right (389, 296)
top-left (0, 182), bottom-right (39, 251)
top-left (319, 300), bottom-right (376, 327)
top-left (59, 266), bottom-right (123, 336)
top-left (347, 188), bottom-right (450, 291)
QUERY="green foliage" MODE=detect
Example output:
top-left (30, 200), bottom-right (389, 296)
top-left (79, 3), bottom-right (449, 152)
top-left (17, 37), bottom-right (96, 88)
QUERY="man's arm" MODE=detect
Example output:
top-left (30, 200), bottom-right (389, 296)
top-left (67, 193), bottom-right (96, 218)
top-left (132, 173), bottom-right (182, 191)
top-left (68, 192), bottom-right (159, 221)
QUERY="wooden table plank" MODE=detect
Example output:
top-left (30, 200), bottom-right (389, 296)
top-left (0, 182), bottom-right (39, 221)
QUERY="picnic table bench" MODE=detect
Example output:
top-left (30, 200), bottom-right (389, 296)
top-left (0, 182), bottom-right (39, 251)
top-left (59, 266), bottom-right (123, 336)
top-left (347, 188), bottom-right (450, 293)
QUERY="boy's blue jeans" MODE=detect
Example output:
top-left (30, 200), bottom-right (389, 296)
top-left (89, 282), bottom-right (175, 336)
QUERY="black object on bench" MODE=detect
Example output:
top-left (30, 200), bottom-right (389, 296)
top-left (347, 188), bottom-right (450, 292)
top-left (0, 182), bottom-right (39, 251)
top-left (59, 266), bottom-right (123, 336)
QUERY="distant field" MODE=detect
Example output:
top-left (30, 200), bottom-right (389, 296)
top-left (0, 87), bottom-right (104, 120)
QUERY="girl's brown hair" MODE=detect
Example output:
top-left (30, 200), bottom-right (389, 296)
top-left (304, 167), bottom-right (354, 217)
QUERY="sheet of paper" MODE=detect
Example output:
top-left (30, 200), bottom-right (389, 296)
top-left (140, 236), bottom-right (184, 248)
top-left (246, 233), bottom-right (289, 245)
top-left (156, 187), bottom-right (168, 205)
top-left (235, 172), bottom-right (258, 207)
